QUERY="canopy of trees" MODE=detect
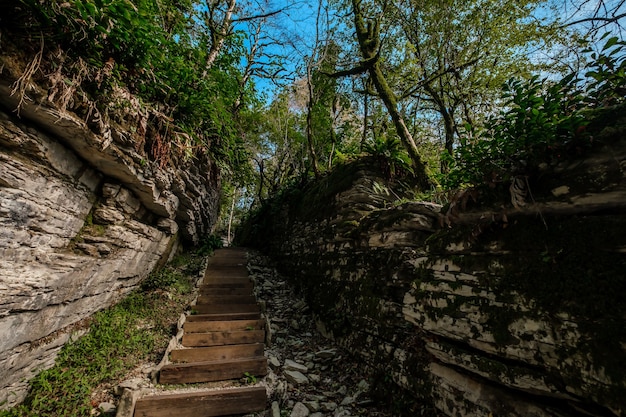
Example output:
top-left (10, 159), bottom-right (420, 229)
top-left (2, 0), bottom-right (625, 230)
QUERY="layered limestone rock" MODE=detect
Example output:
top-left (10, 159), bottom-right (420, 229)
top-left (0, 68), bottom-right (219, 408)
top-left (240, 114), bottom-right (626, 417)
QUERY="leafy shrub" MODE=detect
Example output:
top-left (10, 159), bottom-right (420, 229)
top-left (9, 0), bottom-right (253, 178)
top-left (197, 234), bottom-right (224, 255)
top-left (141, 268), bottom-right (182, 291)
top-left (363, 136), bottom-right (413, 179)
top-left (0, 293), bottom-right (155, 417)
top-left (441, 36), bottom-right (625, 189)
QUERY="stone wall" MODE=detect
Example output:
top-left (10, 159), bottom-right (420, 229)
top-left (0, 61), bottom-right (220, 407)
top-left (241, 109), bottom-right (626, 416)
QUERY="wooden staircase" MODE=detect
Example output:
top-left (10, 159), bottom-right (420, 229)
top-left (134, 248), bottom-right (267, 416)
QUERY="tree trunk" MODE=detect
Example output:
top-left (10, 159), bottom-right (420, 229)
top-left (351, 0), bottom-right (428, 187)
top-left (306, 64), bottom-right (321, 178)
top-left (370, 64), bottom-right (427, 177)
top-left (201, 0), bottom-right (237, 78)
top-left (361, 90), bottom-right (369, 151)
top-left (227, 188), bottom-right (237, 245)
top-left (328, 129), bottom-right (336, 170)
top-left (424, 83), bottom-right (455, 172)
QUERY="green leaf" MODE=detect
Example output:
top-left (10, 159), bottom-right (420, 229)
top-left (84, 2), bottom-right (97, 17)
top-left (602, 36), bottom-right (619, 52)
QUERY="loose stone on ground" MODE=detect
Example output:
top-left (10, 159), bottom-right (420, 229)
top-left (248, 251), bottom-right (391, 417)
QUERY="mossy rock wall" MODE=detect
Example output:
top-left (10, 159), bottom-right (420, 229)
top-left (241, 123), bottom-right (626, 417)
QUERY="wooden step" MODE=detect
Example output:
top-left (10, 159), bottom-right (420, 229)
top-left (208, 252), bottom-right (246, 258)
top-left (201, 281), bottom-right (253, 289)
top-left (203, 274), bottom-right (250, 279)
top-left (205, 268), bottom-right (248, 274)
top-left (203, 276), bottom-right (251, 285)
top-left (186, 312), bottom-right (262, 322)
top-left (182, 330), bottom-right (265, 347)
top-left (170, 343), bottom-right (264, 363)
top-left (184, 319), bottom-right (265, 333)
top-left (159, 357), bottom-right (267, 384)
top-left (198, 287), bottom-right (254, 296)
top-left (204, 273), bottom-right (250, 279)
top-left (193, 304), bottom-right (260, 315)
top-left (206, 261), bottom-right (247, 267)
top-left (210, 253), bottom-right (246, 258)
top-left (205, 265), bottom-right (248, 272)
top-left (134, 386), bottom-right (266, 417)
top-left (196, 295), bottom-right (256, 305)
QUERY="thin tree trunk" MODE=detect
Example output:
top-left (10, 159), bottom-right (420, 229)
top-left (227, 188), bottom-right (237, 245)
top-left (306, 64), bottom-right (321, 178)
top-left (328, 132), bottom-right (336, 170)
top-left (361, 90), bottom-right (369, 151)
top-left (424, 83), bottom-right (455, 172)
top-left (201, 0), bottom-right (237, 78)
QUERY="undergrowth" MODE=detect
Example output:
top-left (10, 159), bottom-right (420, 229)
top-left (0, 251), bottom-right (205, 417)
top-left (1, 0), bottom-right (253, 177)
top-left (441, 35), bottom-right (626, 190)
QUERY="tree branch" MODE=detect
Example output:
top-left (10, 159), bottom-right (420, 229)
top-left (321, 52), bottom-right (380, 78)
top-left (322, 63), bottom-right (368, 78)
top-left (562, 12), bottom-right (626, 27)
top-left (232, 8), bottom-right (284, 23)
top-left (399, 57), bottom-right (481, 100)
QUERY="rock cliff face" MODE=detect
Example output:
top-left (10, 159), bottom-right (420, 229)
top-left (241, 108), bottom-right (626, 416)
top-left (0, 56), bottom-right (220, 407)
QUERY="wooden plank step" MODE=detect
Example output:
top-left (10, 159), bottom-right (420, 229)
top-left (159, 357), bottom-right (267, 384)
top-left (205, 266), bottom-right (247, 271)
top-left (198, 282), bottom-right (254, 294)
top-left (207, 260), bottom-right (247, 266)
top-left (186, 312), bottom-right (262, 321)
top-left (196, 295), bottom-right (256, 305)
top-left (209, 254), bottom-right (247, 261)
top-left (211, 251), bottom-right (246, 256)
top-left (204, 275), bottom-right (250, 282)
top-left (205, 267), bottom-right (248, 273)
top-left (206, 269), bottom-right (246, 274)
top-left (184, 319), bottom-right (265, 333)
top-left (182, 330), bottom-right (265, 347)
top-left (204, 272), bottom-right (249, 277)
top-left (201, 281), bottom-right (253, 289)
top-left (198, 287), bottom-right (254, 296)
top-left (208, 252), bottom-right (246, 258)
top-left (170, 343), bottom-right (264, 363)
top-left (134, 386), bottom-right (266, 417)
top-left (203, 277), bottom-right (251, 284)
top-left (204, 275), bottom-right (249, 281)
top-left (193, 304), bottom-right (260, 315)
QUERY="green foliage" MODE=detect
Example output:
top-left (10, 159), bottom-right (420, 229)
top-left (584, 34), bottom-right (626, 105)
top-left (197, 234), bottom-right (224, 256)
top-left (22, 0), bottom-right (169, 68)
top-left (243, 371), bottom-right (257, 384)
top-left (0, 251), bottom-right (204, 417)
top-left (441, 37), bottom-right (626, 189)
top-left (363, 136), bottom-right (413, 179)
top-left (141, 268), bottom-right (183, 291)
top-left (11, 0), bottom-right (253, 181)
top-left (1, 293), bottom-right (155, 417)
top-left (141, 254), bottom-right (200, 293)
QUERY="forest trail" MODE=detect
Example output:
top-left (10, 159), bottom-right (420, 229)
top-left (133, 248), bottom-right (268, 416)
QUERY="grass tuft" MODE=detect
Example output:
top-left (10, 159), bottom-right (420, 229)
top-left (0, 252), bottom-right (204, 417)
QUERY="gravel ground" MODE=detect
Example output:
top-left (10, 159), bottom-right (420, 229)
top-left (248, 250), bottom-right (393, 417)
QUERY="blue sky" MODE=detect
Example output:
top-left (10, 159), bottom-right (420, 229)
top-left (234, 0), bottom-right (626, 102)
